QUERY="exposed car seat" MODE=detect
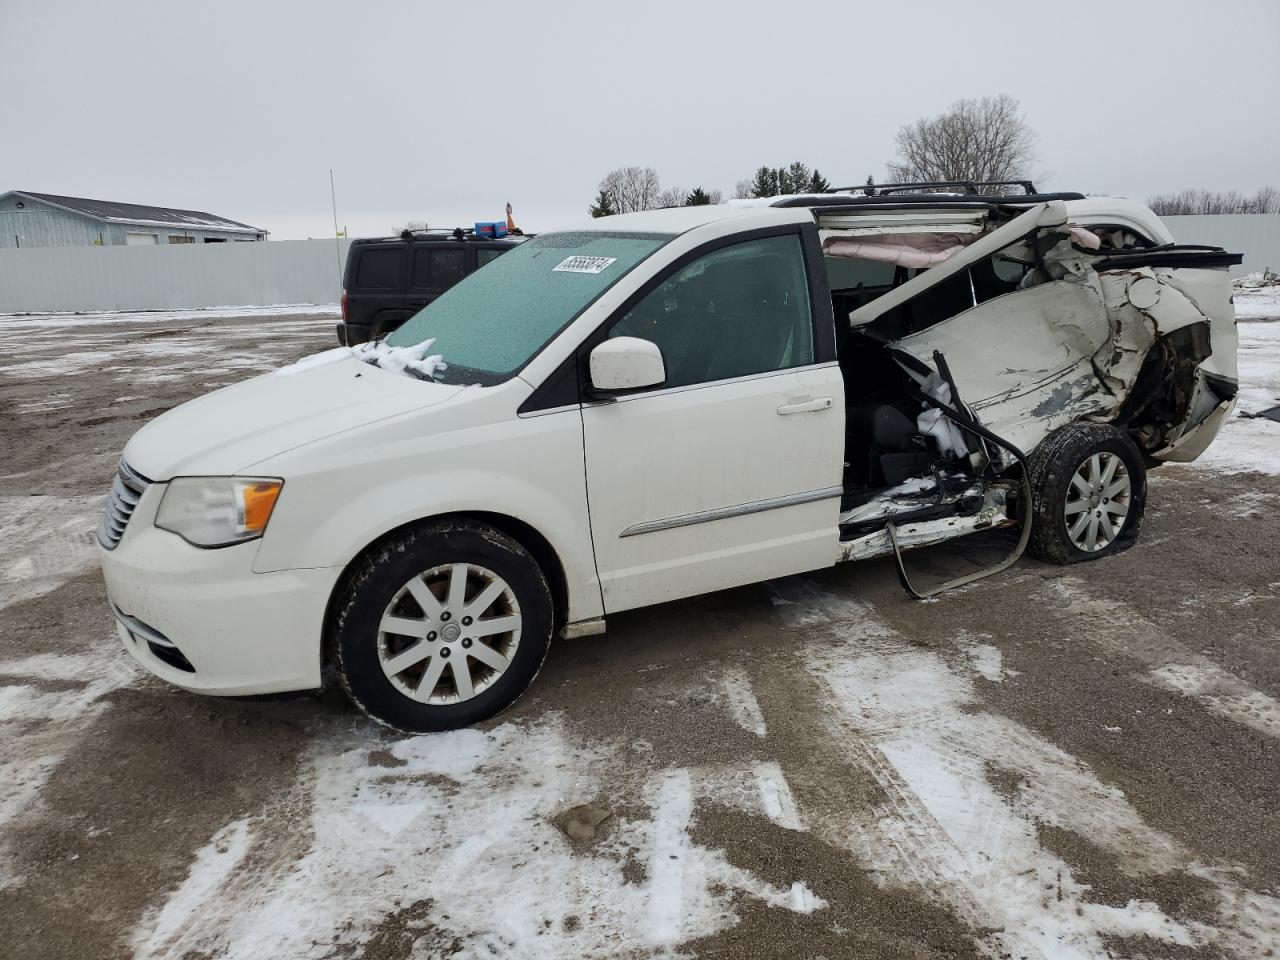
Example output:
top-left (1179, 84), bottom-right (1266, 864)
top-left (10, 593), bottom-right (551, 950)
top-left (845, 403), bottom-right (936, 488)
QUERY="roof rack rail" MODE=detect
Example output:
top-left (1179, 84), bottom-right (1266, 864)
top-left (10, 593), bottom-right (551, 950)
top-left (826, 179), bottom-right (1040, 197)
top-left (399, 227), bottom-right (476, 241)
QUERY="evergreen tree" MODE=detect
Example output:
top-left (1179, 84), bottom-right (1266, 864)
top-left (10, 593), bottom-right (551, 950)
top-left (685, 187), bottom-right (713, 206)
top-left (784, 162), bottom-right (812, 194)
top-left (746, 163), bottom-right (829, 197)
top-left (588, 189), bottom-right (616, 218)
top-left (749, 166), bottom-right (780, 198)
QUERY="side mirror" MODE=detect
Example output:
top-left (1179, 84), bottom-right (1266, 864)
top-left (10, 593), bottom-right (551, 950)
top-left (588, 337), bottom-right (666, 394)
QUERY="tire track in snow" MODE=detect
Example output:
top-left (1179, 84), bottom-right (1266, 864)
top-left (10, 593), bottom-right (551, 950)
top-left (769, 574), bottom-right (1280, 959)
top-left (1037, 576), bottom-right (1280, 740)
top-left (719, 665), bottom-right (767, 738)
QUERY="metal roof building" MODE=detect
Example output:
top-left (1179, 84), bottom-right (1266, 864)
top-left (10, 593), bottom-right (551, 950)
top-left (0, 190), bottom-right (267, 248)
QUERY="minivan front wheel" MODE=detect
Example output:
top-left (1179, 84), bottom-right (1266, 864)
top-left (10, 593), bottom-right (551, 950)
top-left (1026, 423), bottom-right (1147, 565)
top-left (332, 520), bottom-right (553, 732)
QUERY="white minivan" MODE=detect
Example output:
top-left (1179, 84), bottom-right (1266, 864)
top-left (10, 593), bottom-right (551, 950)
top-left (98, 189), bottom-right (1241, 731)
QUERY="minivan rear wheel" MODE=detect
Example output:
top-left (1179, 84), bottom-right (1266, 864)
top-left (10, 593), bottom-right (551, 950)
top-left (332, 520), bottom-right (553, 732)
top-left (1026, 423), bottom-right (1147, 565)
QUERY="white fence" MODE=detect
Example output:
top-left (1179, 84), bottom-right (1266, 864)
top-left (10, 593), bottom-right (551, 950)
top-left (0, 238), bottom-right (352, 314)
top-left (0, 215), bottom-right (1277, 315)
top-left (1160, 214), bottom-right (1280, 277)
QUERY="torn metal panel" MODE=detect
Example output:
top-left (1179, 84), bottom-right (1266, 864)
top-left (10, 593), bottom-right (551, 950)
top-left (839, 486), bottom-right (1013, 563)
top-left (1154, 399), bottom-right (1234, 462)
top-left (892, 276), bottom-right (1113, 455)
top-left (838, 474), bottom-right (984, 529)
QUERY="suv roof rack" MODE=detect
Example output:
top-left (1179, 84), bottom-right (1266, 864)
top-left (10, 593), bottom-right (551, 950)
top-left (827, 179), bottom-right (1041, 196)
top-left (770, 180), bottom-right (1087, 210)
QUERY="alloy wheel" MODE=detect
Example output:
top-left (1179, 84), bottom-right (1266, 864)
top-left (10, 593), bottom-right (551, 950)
top-left (377, 563), bottom-right (522, 704)
top-left (1064, 452), bottom-right (1131, 552)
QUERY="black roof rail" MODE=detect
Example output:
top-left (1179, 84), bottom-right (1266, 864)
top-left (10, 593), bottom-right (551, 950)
top-left (826, 179), bottom-right (1041, 196)
top-left (771, 191), bottom-right (1086, 210)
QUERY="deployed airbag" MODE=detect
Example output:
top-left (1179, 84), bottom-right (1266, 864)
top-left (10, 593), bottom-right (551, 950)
top-left (824, 232), bottom-right (968, 269)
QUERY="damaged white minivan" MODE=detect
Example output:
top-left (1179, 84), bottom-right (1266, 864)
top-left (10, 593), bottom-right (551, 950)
top-left (98, 184), bottom-right (1241, 731)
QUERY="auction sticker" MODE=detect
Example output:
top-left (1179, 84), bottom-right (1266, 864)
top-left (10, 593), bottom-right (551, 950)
top-left (554, 255), bottom-right (617, 274)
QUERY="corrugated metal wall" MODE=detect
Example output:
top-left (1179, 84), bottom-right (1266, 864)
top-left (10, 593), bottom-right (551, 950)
top-left (0, 202), bottom-right (112, 248)
top-left (0, 239), bottom-right (352, 313)
top-left (1161, 214), bottom-right (1280, 276)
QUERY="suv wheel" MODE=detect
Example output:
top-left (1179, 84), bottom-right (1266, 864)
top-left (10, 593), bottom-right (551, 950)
top-left (332, 520), bottom-right (553, 732)
top-left (1026, 423), bottom-right (1147, 565)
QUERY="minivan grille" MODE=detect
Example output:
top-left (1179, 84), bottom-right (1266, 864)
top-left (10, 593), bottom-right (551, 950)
top-left (98, 461), bottom-right (151, 550)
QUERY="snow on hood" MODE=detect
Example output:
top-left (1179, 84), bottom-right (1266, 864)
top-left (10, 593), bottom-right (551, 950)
top-left (124, 351), bottom-right (463, 479)
top-left (351, 337), bottom-right (447, 381)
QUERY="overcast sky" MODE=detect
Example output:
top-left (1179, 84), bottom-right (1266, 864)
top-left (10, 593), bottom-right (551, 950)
top-left (3, 0), bottom-right (1277, 240)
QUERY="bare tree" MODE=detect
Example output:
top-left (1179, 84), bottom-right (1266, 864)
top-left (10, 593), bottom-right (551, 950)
top-left (597, 166), bottom-right (662, 214)
top-left (888, 94), bottom-right (1037, 188)
top-left (657, 185), bottom-right (690, 208)
top-left (1148, 187), bottom-right (1280, 215)
top-left (732, 179), bottom-right (755, 200)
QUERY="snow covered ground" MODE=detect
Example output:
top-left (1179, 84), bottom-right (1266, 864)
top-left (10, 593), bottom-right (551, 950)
top-left (0, 303), bottom-right (340, 329)
top-left (1175, 288), bottom-right (1280, 475)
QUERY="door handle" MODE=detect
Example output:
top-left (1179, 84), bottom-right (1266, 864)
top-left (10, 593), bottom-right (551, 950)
top-left (777, 397), bottom-right (833, 415)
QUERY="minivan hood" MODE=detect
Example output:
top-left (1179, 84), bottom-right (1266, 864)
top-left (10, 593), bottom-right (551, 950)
top-left (124, 351), bottom-right (464, 479)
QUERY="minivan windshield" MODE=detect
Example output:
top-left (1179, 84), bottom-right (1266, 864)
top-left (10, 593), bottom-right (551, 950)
top-left (386, 231), bottom-right (670, 385)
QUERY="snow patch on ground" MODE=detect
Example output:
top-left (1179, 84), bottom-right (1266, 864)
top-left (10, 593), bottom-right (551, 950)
top-left (0, 495), bottom-right (104, 611)
top-left (0, 647), bottom-right (138, 890)
top-left (131, 715), bottom-right (823, 959)
top-left (1223, 490), bottom-right (1280, 518)
top-left (719, 665), bottom-right (767, 737)
top-left (1041, 578), bottom-right (1280, 742)
top-left (951, 629), bottom-right (1014, 682)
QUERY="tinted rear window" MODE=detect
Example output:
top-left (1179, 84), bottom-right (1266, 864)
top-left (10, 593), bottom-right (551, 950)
top-left (355, 247), bottom-right (403, 289)
top-left (411, 247), bottom-right (471, 288)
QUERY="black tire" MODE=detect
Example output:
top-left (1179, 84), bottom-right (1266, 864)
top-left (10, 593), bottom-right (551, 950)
top-left (1026, 423), bottom-right (1147, 565)
top-left (331, 520), bottom-right (553, 732)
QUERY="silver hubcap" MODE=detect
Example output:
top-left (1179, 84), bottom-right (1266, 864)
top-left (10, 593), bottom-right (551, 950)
top-left (377, 563), bottom-right (522, 705)
top-left (1064, 452), bottom-right (1131, 552)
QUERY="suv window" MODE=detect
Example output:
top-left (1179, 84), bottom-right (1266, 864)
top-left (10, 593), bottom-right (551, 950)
top-left (413, 247), bottom-right (467, 289)
top-left (356, 247), bottom-right (403, 289)
top-left (476, 248), bottom-right (505, 268)
top-left (608, 234), bottom-right (814, 389)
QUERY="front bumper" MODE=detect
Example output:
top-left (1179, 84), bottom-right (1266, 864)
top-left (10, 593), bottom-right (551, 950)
top-left (99, 485), bottom-right (341, 696)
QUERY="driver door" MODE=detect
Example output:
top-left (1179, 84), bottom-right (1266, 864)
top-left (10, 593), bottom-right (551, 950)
top-left (580, 232), bottom-right (844, 614)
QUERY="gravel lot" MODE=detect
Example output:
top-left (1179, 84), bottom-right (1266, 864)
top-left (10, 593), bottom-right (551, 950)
top-left (1, 301), bottom-right (1279, 959)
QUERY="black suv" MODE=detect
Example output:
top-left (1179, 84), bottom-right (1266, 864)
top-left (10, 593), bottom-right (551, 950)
top-left (335, 230), bottom-right (522, 345)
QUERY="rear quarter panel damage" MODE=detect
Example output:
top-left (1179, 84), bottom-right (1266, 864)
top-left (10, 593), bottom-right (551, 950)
top-left (890, 239), bottom-right (1236, 460)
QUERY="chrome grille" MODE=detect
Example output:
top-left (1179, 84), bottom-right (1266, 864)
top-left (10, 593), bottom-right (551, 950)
top-left (98, 461), bottom-right (151, 550)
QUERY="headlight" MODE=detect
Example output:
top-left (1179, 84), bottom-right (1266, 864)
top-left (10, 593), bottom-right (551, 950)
top-left (155, 477), bottom-right (283, 548)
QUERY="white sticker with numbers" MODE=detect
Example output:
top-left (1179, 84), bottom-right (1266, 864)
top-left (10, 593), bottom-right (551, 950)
top-left (553, 255), bottom-right (617, 274)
